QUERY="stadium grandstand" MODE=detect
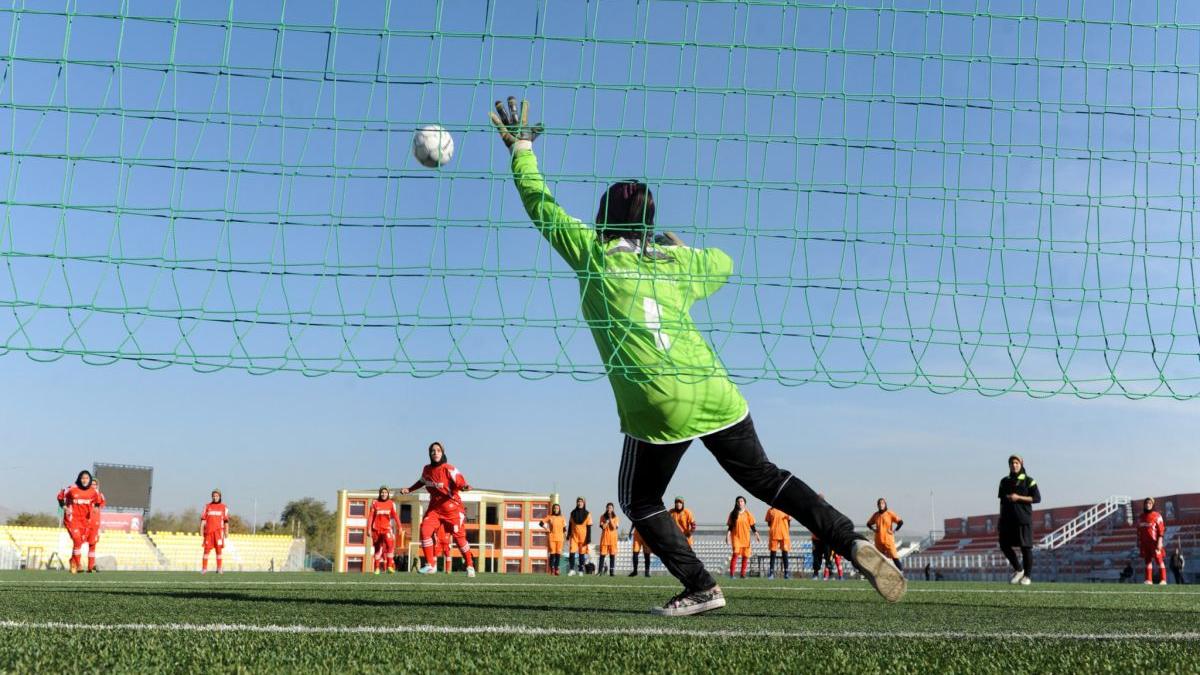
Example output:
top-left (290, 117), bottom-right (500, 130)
top-left (908, 493), bottom-right (1200, 583)
top-left (0, 526), bottom-right (304, 572)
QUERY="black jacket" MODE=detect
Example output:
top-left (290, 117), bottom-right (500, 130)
top-left (998, 472), bottom-right (1041, 525)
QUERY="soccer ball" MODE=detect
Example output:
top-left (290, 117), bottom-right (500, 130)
top-left (412, 125), bottom-right (454, 168)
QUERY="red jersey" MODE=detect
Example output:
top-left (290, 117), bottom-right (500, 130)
top-left (89, 488), bottom-right (106, 530)
top-left (368, 499), bottom-right (400, 534)
top-left (409, 462), bottom-right (469, 512)
top-left (58, 485), bottom-right (103, 529)
top-left (1138, 510), bottom-right (1165, 547)
top-left (201, 502), bottom-right (229, 535)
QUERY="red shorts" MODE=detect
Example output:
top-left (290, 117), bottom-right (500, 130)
top-left (1140, 544), bottom-right (1164, 561)
top-left (203, 532), bottom-right (225, 553)
top-left (68, 527), bottom-right (99, 546)
top-left (372, 530), bottom-right (396, 556)
top-left (422, 507), bottom-right (464, 534)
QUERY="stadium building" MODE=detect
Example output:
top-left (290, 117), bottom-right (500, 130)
top-left (334, 487), bottom-right (557, 574)
top-left (909, 492), bottom-right (1200, 582)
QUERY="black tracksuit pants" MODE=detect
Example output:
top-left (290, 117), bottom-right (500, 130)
top-left (617, 414), bottom-right (863, 592)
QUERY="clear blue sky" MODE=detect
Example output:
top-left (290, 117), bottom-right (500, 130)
top-left (2, 1), bottom-right (1198, 532)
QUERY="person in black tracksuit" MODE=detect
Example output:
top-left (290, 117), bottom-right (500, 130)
top-left (998, 454), bottom-right (1041, 585)
top-left (1170, 546), bottom-right (1186, 585)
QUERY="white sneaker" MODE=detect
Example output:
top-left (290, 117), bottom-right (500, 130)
top-left (850, 540), bottom-right (906, 603)
top-left (466, 566), bottom-right (476, 578)
top-left (651, 585), bottom-right (725, 617)
top-left (1010, 570), bottom-right (1025, 585)
top-left (567, 569), bottom-right (577, 576)
top-left (1157, 580), bottom-right (1167, 586)
top-left (1019, 575), bottom-right (1031, 586)
top-left (1144, 580), bottom-right (1153, 585)
top-left (417, 565), bottom-right (437, 575)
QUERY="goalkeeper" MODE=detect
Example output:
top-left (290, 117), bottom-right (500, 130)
top-left (491, 98), bottom-right (906, 616)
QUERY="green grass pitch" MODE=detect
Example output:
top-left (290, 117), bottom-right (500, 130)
top-left (0, 571), bottom-right (1196, 673)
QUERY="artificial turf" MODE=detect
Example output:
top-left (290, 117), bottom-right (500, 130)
top-left (0, 571), bottom-right (1196, 673)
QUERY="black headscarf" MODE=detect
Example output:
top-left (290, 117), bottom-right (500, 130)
top-left (726, 496), bottom-right (746, 530)
top-left (428, 442), bottom-right (447, 466)
top-left (75, 470), bottom-right (92, 489)
top-left (570, 499), bottom-right (589, 525)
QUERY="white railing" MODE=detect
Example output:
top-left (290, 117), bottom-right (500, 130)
top-left (1037, 495), bottom-right (1131, 551)
top-left (0, 542), bottom-right (19, 570)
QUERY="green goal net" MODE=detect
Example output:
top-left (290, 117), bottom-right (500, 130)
top-left (2, 1), bottom-right (1198, 398)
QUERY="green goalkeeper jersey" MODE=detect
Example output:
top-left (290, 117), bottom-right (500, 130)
top-left (511, 150), bottom-right (748, 443)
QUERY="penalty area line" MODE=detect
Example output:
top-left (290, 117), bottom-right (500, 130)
top-left (0, 620), bottom-right (1197, 641)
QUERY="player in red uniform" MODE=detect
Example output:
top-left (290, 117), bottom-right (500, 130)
top-left (401, 442), bottom-right (476, 577)
top-left (86, 479), bottom-right (105, 573)
top-left (57, 470), bottom-right (105, 573)
top-left (1137, 496), bottom-right (1167, 585)
top-left (368, 486), bottom-right (401, 574)
top-left (200, 489), bottom-right (229, 574)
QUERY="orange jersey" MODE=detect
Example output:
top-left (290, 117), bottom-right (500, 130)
top-left (540, 514), bottom-right (566, 543)
top-left (868, 509), bottom-right (902, 548)
top-left (201, 502), bottom-right (229, 535)
top-left (59, 485), bottom-right (103, 528)
top-left (599, 514), bottom-right (620, 549)
top-left (729, 510), bottom-right (755, 548)
top-left (568, 513), bottom-right (592, 543)
top-left (670, 508), bottom-right (696, 537)
top-left (368, 499), bottom-right (400, 534)
top-left (765, 508), bottom-right (791, 542)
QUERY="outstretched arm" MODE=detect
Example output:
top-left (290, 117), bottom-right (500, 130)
top-left (491, 97), bottom-right (596, 270)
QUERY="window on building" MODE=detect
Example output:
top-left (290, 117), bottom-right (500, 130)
top-left (505, 559), bottom-right (522, 574)
top-left (531, 531), bottom-right (548, 548)
top-left (531, 558), bottom-right (548, 574)
top-left (485, 506), bottom-right (499, 525)
top-left (504, 530), bottom-right (523, 548)
top-left (348, 500), bottom-right (366, 517)
top-left (463, 502), bottom-right (480, 524)
top-left (505, 503), bottom-right (523, 520)
top-left (347, 557), bottom-right (364, 573)
top-left (347, 528), bottom-right (365, 545)
top-left (399, 504), bottom-right (412, 524)
top-left (531, 502), bottom-right (549, 520)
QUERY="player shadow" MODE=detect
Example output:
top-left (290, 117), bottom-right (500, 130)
top-left (77, 588), bottom-right (652, 616)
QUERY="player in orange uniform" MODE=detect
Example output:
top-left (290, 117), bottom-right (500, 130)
top-left (200, 489), bottom-right (229, 574)
top-left (726, 496), bottom-right (760, 579)
top-left (539, 503), bottom-right (567, 575)
top-left (566, 497), bottom-right (592, 576)
top-left (401, 442), bottom-right (476, 577)
top-left (669, 497), bottom-right (696, 546)
top-left (598, 503), bottom-right (620, 576)
top-left (867, 498), bottom-right (904, 571)
top-left (57, 470), bottom-right (104, 574)
top-left (368, 487), bottom-right (401, 574)
top-left (764, 507), bottom-right (791, 579)
top-left (629, 525), bottom-right (652, 577)
top-left (1138, 497), bottom-right (1167, 585)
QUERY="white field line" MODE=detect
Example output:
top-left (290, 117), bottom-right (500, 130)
top-left (0, 619), bottom-right (1197, 641)
top-left (1, 578), bottom-right (1199, 597)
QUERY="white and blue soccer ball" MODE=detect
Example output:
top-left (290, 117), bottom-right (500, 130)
top-left (412, 125), bottom-right (454, 168)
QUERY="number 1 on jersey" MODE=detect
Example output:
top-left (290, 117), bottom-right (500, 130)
top-left (643, 297), bottom-right (672, 351)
